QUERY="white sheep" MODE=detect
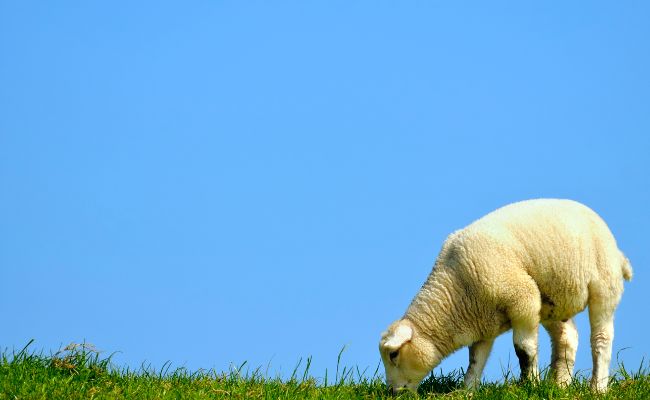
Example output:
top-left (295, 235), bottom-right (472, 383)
top-left (379, 199), bottom-right (632, 394)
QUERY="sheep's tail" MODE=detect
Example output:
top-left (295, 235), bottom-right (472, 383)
top-left (621, 255), bottom-right (633, 281)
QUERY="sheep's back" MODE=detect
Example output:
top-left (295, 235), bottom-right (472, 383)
top-left (442, 199), bottom-right (625, 321)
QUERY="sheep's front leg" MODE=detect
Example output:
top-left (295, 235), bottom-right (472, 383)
top-left (513, 323), bottom-right (540, 381)
top-left (505, 281), bottom-right (542, 382)
top-left (463, 339), bottom-right (494, 389)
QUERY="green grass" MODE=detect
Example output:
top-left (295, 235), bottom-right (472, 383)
top-left (2, 341), bottom-right (649, 399)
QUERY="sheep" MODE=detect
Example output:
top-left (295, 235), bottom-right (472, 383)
top-left (379, 199), bottom-right (632, 394)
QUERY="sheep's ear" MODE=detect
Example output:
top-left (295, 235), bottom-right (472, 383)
top-left (383, 324), bottom-right (413, 350)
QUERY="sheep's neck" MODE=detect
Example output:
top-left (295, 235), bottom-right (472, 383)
top-left (404, 266), bottom-right (462, 358)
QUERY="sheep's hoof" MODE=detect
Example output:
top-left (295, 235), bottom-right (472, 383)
top-left (591, 380), bottom-right (608, 394)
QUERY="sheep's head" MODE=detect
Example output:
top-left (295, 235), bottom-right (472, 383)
top-left (379, 319), bottom-right (439, 394)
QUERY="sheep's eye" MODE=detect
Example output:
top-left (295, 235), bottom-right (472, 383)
top-left (389, 350), bottom-right (399, 363)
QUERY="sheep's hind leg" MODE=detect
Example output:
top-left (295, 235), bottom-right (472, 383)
top-left (542, 319), bottom-right (578, 386)
top-left (463, 339), bottom-right (494, 389)
top-left (589, 300), bottom-right (616, 393)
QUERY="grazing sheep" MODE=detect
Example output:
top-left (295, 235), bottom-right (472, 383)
top-left (379, 199), bottom-right (632, 394)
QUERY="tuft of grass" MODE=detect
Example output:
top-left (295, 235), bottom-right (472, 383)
top-left (1, 341), bottom-right (649, 399)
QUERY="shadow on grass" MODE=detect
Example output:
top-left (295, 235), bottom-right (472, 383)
top-left (417, 369), bottom-right (464, 396)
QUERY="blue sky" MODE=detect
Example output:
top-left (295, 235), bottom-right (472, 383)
top-left (1, 1), bottom-right (648, 383)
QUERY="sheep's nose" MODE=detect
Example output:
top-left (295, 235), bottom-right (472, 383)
top-left (391, 385), bottom-right (408, 395)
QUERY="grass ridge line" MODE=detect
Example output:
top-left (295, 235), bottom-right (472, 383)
top-left (1, 342), bottom-right (648, 399)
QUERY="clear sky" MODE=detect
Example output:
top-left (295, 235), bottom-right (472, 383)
top-left (1, 1), bottom-right (648, 383)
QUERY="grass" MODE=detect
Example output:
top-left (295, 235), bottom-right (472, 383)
top-left (1, 341), bottom-right (649, 399)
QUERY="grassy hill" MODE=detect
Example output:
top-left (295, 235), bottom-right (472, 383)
top-left (1, 342), bottom-right (648, 399)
